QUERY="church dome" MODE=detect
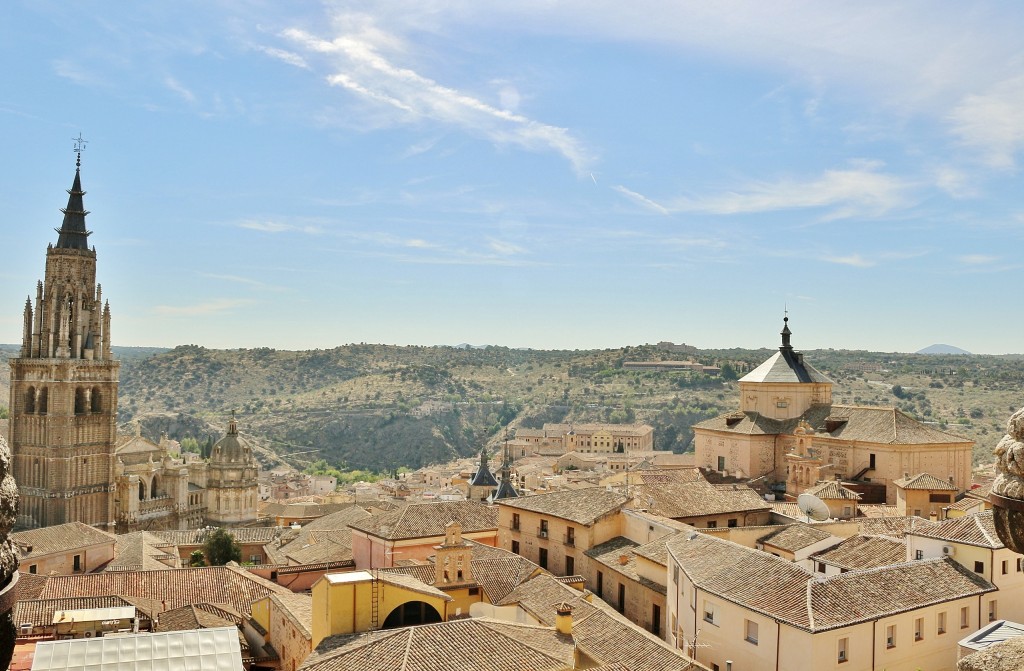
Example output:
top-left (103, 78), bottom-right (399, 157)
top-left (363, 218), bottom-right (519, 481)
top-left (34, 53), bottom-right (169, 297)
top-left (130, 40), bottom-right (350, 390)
top-left (211, 415), bottom-right (255, 466)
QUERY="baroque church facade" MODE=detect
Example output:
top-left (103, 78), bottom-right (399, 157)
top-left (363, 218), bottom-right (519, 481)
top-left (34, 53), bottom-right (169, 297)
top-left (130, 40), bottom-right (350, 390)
top-left (8, 154), bottom-right (259, 531)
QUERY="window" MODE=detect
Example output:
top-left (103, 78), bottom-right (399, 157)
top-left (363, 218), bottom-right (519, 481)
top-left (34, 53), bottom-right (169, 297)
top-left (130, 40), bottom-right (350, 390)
top-left (929, 493), bottom-right (952, 503)
top-left (816, 561), bottom-right (826, 574)
top-left (539, 519), bottom-right (548, 538)
top-left (975, 560), bottom-right (985, 574)
top-left (938, 611), bottom-right (946, 634)
top-left (988, 600), bottom-right (997, 622)
top-left (914, 617), bottom-right (923, 641)
top-left (837, 637), bottom-right (848, 663)
top-left (250, 554), bottom-right (260, 563)
top-left (915, 549), bottom-right (924, 560)
top-left (565, 526), bottom-right (575, 546)
top-left (468, 587), bottom-right (480, 596)
top-left (745, 619), bottom-right (759, 645)
top-left (1018, 557), bottom-right (1023, 572)
top-left (727, 518), bottom-right (737, 528)
top-left (672, 565), bottom-right (679, 585)
top-left (29, 564), bottom-right (37, 574)
top-left (618, 584), bottom-right (626, 613)
top-left (886, 624), bottom-right (896, 648)
top-left (565, 555), bottom-right (574, 575)
top-left (707, 521), bottom-right (717, 528)
top-left (961, 606), bottom-right (970, 629)
top-left (1002, 560), bottom-right (1009, 575)
top-left (511, 513), bottom-right (520, 531)
top-left (703, 601), bottom-right (718, 626)
top-left (652, 604), bottom-right (661, 637)
top-left (511, 540), bottom-right (520, 555)
top-left (717, 456), bottom-right (725, 471)
top-left (539, 547), bottom-right (548, 569)
top-left (73, 555), bottom-right (81, 572)
top-left (596, 571), bottom-right (603, 597)
top-left (843, 506), bottom-right (852, 517)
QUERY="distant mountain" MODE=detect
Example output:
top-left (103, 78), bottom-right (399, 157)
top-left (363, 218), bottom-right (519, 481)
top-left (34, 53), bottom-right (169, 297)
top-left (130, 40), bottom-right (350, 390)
top-left (917, 344), bottom-right (972, 355)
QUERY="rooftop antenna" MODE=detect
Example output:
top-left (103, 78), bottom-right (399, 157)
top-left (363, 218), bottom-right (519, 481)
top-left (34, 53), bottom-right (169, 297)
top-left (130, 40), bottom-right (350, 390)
top-left (796, 492), bottom-right (830, 523)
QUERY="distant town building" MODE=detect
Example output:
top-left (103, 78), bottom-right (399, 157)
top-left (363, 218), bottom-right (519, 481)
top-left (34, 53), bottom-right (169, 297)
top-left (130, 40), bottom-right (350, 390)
top-left (693, 318), bottom-right (973, 503)
top-left (515, 423), bottom-right (654, 455)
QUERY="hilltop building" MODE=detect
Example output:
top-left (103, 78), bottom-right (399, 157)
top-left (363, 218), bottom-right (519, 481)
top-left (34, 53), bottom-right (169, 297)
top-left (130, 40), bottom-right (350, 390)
top-left (693, 318), bottom-right (974, 503)
top-left (8, 155), bottom-right (259, 531)
top-left (515, 422), bottom-right (654, 455)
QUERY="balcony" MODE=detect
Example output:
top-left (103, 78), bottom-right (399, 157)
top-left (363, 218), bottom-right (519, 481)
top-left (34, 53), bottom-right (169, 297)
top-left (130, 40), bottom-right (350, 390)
top-left (537, 528), bottom-right (548, 539)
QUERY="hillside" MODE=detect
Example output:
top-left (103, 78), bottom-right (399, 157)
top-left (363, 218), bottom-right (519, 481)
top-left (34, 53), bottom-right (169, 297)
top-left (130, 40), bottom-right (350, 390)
top-left (3, 343), bottom-right (1021, 472)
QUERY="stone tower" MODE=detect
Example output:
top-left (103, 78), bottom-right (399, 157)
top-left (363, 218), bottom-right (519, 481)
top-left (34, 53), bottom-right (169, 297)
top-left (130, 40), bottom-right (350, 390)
top-left (205, 415), bottom-right (260, 525)
top-left (9, 152), bottom-right (118, 529)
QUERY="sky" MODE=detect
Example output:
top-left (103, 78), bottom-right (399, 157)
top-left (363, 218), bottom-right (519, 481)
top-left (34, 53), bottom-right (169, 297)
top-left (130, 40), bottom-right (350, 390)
top-left (1, 2), bottom-right (1023, 354)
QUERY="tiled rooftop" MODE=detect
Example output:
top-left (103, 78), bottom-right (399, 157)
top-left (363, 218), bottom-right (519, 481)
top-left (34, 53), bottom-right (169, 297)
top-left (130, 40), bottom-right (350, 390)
top-left (894, 472), bottom-right (958, 491)
top-left (810, 535), bottom-right (907, 571)
top-left (108, 532), bottom-right (180, 571)
top-left (270, 592), bottom-right (313, 640)
top-left (695, 404), bottom-right (972, 445)
top-left (12, 522), bottom-right (115, 559)
top-left (635, 479), bottom-right (769, 519)
top-left (497, 488), bottom-right (629, 525)
top-left (301, 618), bottom-right (575, 671)
top-left (667, 532), bottom-right (994, 632)
top-left (858, 516), bottom-right (936, 539)
top-left (349, 501), bottom-right (497, 540)
top-left (22, 564), bottom-right (288, 618)
top-left (757, 524), bottom-right (834, 552)
top-left (907, 511), bottom-right (1003, 548)
top-left (806, 480), bottom-right (861, 501)
top-left (152, 526), bottom-right (282, 546)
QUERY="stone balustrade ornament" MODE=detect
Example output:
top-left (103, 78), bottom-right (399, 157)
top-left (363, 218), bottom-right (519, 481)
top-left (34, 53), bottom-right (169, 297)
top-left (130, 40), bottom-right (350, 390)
top-left (0, 434), bottom-right (18, 668)
top-left (991, 407), bottom-right (1024, 553)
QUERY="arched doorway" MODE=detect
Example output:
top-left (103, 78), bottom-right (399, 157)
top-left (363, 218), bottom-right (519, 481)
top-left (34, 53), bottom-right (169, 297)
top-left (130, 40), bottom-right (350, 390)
top-left (381, 601), bottom-right (442, 629)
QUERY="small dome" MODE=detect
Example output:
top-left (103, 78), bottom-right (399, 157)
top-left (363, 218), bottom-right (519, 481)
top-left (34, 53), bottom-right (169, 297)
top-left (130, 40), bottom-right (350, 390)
top-left (210, 415), bottom-right (256, 466)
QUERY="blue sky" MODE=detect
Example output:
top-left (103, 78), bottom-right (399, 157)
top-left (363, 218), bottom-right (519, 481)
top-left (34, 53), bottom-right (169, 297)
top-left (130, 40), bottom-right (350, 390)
top-left (2, 2), bottom-right (1023, 353)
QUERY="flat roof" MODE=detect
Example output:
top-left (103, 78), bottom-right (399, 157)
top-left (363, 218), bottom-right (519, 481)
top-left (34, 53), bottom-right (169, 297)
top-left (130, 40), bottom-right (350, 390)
top-left (30, 626), bottom-right (242, 671)
top-left (959, 619), bottom-right (1024, 652)
top-left (325, 570), bottom-right (373, 584)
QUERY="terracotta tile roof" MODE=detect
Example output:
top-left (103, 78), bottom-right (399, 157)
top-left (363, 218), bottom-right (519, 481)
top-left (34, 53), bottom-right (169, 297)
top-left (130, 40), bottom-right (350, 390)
top-left (497, 488), bottom-right (629, 525)
top-left (263, 502), bottom-right (362, 518)
top-left (667, 532), bottom-right (994, 632)
top-left (944, 497), bottom-right (986, 513)
top-left (16, 571), bottom-right (51, 600)
top-left (269, 592), bottom-right (313, 640)
top-left (152, 526), bottom-right (282, 546)
top-left (631, 534), bottom-right (681, 568)
top-left (636, 479), bottom-right (769, 519)
top-left (770, 501), bottom-right (806, 520)
top-left (108, 532), bottom-right (180, 571)
top-left (156, 604), bottom-right (239, 632)
top-left (301, 618), bottom-right (575, 671)
top-left (695, 404), bottom-right (972, 446)
top-left (497, 574), bottom-right (699, 671)
top-left (806, 480), bottom-right (861, 501)
top-left (349, 501), bottom-right (497, 540)
top-left (758, 524), bottom-right (833, 552)
top-left (25, 564), bottom-right (289, 618)
top-left (856, 504), bottom-right (901, 518)
top-left (282, 535), bottom-right (353, 565)
top-left (858, 516), bottom-right (936, 539)
top-left (585, 537), bottom-right (642, 581)
top-left (12, 522), bottom-right (115, 559)
top-left (907, 511), bottom-right (1003, 548)
top-left (810, 535), bottom-right (907, 570)
top-left (377, 571), bottom-right (454, 601)
top-left (894, 472), bottom-right (959, 490)
top-left (630, 469), bottom-right (705, 485)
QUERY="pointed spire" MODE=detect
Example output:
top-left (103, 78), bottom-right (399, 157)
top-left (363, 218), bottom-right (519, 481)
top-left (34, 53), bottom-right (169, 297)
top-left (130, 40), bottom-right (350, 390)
top-left (228, 411), bottom-right (238, 436)
top-left (55, 138), bottom-right (93, 250)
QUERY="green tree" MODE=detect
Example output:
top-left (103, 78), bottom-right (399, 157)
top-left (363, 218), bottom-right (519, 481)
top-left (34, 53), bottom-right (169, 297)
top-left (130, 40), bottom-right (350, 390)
top-left (189, 549), bottom-right (206, 567)
top-left (0, 405), bottom-right (8, 420)
top-left (202, 528), bottom-right (241, 566)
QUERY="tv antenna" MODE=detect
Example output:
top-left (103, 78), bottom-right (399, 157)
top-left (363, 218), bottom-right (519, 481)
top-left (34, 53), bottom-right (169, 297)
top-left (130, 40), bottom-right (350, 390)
top-left (796, 493), bottom-right (830, 522)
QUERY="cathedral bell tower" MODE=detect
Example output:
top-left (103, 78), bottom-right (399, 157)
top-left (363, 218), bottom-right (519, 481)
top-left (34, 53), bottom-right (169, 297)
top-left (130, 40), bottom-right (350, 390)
top-left (9, 143), bottom-right (119, 529)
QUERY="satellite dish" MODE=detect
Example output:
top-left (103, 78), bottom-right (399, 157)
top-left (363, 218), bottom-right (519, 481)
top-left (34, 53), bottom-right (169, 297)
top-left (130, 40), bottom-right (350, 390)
top-left (796, 493), bottom-right (830, 522)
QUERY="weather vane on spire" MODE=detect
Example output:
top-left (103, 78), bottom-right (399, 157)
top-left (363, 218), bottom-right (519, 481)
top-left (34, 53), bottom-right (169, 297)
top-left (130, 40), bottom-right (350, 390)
top-left (72, 133), bottom-right (88, 168)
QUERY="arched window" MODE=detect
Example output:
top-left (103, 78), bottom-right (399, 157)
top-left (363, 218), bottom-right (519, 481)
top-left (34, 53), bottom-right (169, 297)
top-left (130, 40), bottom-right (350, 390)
top-left (25, 387), bottom-right (35, 414)
top-left (74, 388), bottom-right (87, 415)
top-left (139, 481), bottom-right (146, 501)
top-left (91, 387), bottom-right (102, 413)
top-left (37, 388), bottom-right (48, 414)
top-left (151, 476), bottom-right (159, 499)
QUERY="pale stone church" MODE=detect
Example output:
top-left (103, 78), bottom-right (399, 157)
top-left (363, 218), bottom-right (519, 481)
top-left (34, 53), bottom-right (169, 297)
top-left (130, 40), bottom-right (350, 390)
top-left (8, 154), bottom-right (259, 531)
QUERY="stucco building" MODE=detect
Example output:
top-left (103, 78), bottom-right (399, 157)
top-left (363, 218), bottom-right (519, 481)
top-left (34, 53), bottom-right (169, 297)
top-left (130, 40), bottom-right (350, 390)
top-left (693, 318), bottom-right (974, 504)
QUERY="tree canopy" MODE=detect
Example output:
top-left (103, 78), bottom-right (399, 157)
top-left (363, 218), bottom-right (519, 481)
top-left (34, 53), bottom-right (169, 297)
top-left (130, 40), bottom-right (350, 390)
top-left (202, 528), bottom-right (241, 566)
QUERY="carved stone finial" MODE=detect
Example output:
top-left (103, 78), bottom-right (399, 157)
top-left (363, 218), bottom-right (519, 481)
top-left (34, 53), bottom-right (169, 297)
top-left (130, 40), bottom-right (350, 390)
top-left (991, 407), bottom-right (1024, 553)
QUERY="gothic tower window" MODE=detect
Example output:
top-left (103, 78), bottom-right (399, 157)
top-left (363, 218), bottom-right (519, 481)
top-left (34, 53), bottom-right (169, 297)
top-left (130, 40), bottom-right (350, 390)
top-left (151, 476), bottom-right (159, 500)
top-left (37, 387), bottom-right (47, 414)
top-left (75, 387), bottom-right (87, 415)
top-left (91, 387), bottom-right (102, 413)
top-left (25, 387), bottom-right (35, 414)
top-left (138, 481), bottom-right (146, 501)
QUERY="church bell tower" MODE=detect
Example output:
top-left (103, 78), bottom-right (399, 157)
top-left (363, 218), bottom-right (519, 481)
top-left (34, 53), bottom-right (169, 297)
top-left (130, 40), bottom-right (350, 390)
top-left (9, 142), bottom-right (119, 529)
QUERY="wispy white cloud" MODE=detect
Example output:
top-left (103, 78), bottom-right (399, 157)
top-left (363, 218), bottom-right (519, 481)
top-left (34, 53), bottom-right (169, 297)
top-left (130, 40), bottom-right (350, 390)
top-left (198, 273), bottom-right (289, 292)
top-left (947, 75), bottom-right (1024, 169)
top-left (281, 25), bottom-right (591, 173)
top-left (616, 163), bottom-right (913, 220)
top-left (821, 249), bottom-right (928, 268)
top-left (488, 239), bottom-right (527, 255)
top-left (957, 254), bottom-right (999, 265)
top-left (52, 60), bottom-right (103, 87)
top-left (237, 220), bottom-right (323, 235)
top-left (152, 298), bottom-right (255, 316)
top-left (257, 46), bottom-right (310, 69)
top-left (932, 165), bottom-right (977, 198)
top-left (823, 254), bottom-right (876, 268)
top-left (164, 76), bottom-right (196, 104)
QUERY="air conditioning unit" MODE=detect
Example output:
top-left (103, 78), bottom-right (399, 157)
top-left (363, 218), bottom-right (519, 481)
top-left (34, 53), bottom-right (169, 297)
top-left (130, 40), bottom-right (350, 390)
top-left (19, 623), bottom-right (32, 635)
top-left (941, 545), bottom-right (956, 557)
top-left (84, 631), bottom-right (94, 638)
top-left (539, 530), bottom-right (548, 538)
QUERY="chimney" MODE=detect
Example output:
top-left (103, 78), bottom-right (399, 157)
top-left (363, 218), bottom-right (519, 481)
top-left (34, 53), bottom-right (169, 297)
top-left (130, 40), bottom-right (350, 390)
top-left (904, 472), bottom-right (910, 479)
top-left (930, 511), bottom-right (938, 521)
top-left (618, 554), bottom-right (630, 566)
top-left (555, 602), bottom-right (573, 636)
top-left (949, 474), bottom-right (955, 484)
